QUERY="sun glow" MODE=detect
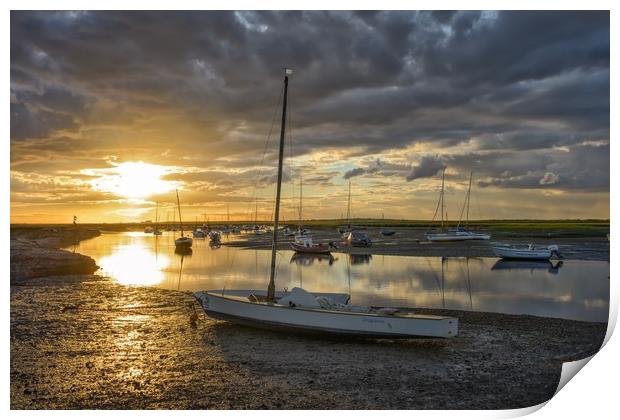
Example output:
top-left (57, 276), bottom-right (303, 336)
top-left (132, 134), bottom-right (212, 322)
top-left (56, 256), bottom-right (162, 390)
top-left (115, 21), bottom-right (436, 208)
top-left (83, 161), bottom-right (179, 199)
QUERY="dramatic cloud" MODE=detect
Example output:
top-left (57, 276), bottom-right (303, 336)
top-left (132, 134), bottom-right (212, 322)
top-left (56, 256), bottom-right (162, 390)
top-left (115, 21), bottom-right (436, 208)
top-left (9, 11), bottom-right (610, 222)
top-left (406, 156), bottom-right (446, 181)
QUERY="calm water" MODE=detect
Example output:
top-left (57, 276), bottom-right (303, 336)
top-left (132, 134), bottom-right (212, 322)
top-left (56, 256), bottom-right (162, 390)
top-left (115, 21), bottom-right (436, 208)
top-left (67, 232), bottom-right (610, 322)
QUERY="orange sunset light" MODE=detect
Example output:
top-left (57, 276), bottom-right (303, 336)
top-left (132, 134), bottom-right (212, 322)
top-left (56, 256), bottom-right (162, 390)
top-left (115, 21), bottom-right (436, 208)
top-left (82, 161), bottom-right (180, 200)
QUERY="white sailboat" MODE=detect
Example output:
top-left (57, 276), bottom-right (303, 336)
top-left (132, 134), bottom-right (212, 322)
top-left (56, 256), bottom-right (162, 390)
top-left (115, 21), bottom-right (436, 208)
top-left (291, 175), bottom-right (333, 254)
top-left (194, 69), bottom-right (458, 339)
top-left (338, 180), bottom-right (352, 237)
top-left (174, 189), bottom-right (193, 249)
top-left (426, 170), bottom-right (490, 241)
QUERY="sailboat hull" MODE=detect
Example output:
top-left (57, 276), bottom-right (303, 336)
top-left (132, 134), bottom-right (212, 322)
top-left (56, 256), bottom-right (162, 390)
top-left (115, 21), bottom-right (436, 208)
top-left (194, 292), bottom-right (458, 339)
top-left (290, 242), bottom-right (331, 254)
top-left (426, 232), bottom-right (491, 241)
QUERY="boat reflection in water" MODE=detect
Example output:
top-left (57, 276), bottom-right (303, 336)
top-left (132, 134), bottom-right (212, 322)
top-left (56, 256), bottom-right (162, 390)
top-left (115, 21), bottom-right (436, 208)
top-left (175, 247), bottom-right (193, 256)
top-left (290, 253), bottom-right (336, 266)
top-left (68, 232), bottom-right (610, 322)
top-left (491, 259), bottom-right (563, 274)
top-left (349, 254), bottom-right (372, 265)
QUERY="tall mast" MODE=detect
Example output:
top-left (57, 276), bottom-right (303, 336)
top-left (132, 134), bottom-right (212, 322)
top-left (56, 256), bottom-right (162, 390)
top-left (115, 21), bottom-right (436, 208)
top-left (466, 171), bottom-right (472, 228)
top-left (155, 202), bottom-right (158, 230)
top-left (298, 175), bottom-right (302, 233)
top-left (267, 68), bottom-right (291, 301)
top-left (347, 180), bottom-right (351, 229)
top-left (176, 189), bottom-right (184, 237)
top-left (440, 168), bottom-right (445, 231)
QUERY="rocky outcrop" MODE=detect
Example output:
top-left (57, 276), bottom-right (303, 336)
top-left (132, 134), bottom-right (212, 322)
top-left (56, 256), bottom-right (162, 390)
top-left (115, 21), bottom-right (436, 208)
top-left (10, 238), bottom-right (99, 283)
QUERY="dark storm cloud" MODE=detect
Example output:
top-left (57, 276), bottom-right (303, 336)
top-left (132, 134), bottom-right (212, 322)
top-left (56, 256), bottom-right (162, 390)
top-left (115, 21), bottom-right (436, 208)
top-left (10, 10), bottom-right (609, 195)
top-left (343, 159), bottom-right (383, 179)
top-left (406, 155), bottom-right (446, 181)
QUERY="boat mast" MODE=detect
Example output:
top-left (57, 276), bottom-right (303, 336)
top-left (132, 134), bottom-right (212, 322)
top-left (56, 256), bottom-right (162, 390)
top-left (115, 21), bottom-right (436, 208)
top-left (347, 180), bottom-right (351, 229)
top-left (155, 202), bottom-right (159, 231)
top-left (440, 168), bottom-right (445, 231)
top-left (298, 175), bottom-right (303, 233)
top-left (176, 189), bottom-right (184, 237)
top-left (267, 68), bottom-right (291, 301)
top-left (466, 171), bottom-right (472, 229)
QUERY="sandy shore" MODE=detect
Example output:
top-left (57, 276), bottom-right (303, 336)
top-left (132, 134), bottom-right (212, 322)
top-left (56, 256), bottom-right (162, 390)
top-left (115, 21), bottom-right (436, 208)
top-left (9, 227), bottom-right (608, 409)
top-left (226, 227), bottom-right (610, 261)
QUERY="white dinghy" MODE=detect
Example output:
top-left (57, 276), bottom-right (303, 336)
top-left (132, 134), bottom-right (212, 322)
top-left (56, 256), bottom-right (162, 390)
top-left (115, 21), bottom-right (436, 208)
top-left (492, 244), bottom-right (562, 260)
top-left (194, 70), bottom-right (458, 339)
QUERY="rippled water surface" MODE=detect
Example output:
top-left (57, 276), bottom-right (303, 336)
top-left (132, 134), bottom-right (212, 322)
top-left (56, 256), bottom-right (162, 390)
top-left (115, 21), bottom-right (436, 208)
top-left (68, 232), bottom-right (609, 322)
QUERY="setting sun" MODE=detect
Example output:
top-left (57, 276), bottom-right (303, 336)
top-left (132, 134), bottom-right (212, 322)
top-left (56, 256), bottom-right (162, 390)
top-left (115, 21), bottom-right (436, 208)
top-left (83, 161), bottom-right (179, 200)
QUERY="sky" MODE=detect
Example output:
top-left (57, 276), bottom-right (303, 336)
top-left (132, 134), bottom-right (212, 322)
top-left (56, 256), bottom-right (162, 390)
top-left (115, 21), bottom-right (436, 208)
top-left (10, 10), bottom-right (610, 223)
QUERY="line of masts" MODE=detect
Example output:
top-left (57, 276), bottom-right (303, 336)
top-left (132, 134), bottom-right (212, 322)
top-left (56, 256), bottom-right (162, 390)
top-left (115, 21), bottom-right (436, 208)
top-left (436, 168), bottom-right (475, 231)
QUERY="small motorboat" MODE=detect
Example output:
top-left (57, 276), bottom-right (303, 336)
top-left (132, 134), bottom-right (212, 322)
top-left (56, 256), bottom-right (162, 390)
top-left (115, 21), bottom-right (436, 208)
top-left (380, 228), bottom-right (396, 236)
top-left (209, 231), bottom-right (222, 243)
top-left (153, 229), bottom-right (162, 236)
top-left (491, 244), bottom-right (562, 260)
top-left (345, 230), bottom-right (372, 247)
top-left (143, 226), bottom-right (154, 234)
top-left (193, 228), bottom-right (207, 238)
top-left (290, 234), bottom-right (332, 254)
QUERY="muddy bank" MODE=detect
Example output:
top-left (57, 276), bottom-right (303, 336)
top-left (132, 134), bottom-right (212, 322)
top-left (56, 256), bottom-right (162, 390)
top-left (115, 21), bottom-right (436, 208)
top-left (10, 228), bottom-right (100, 282)
top-left (11, 226), bottom-right (101, 248)
top-left (10, 275), bottom-right (606, 409)
top-left (225, 227), bottom-right (610, 261)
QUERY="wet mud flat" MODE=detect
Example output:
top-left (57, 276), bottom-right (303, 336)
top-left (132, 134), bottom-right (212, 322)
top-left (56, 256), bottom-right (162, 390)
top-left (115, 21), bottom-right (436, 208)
top-left (226, 227), bottom-right (610, 261)
top-left (11, 275), bottom-right (606, 409)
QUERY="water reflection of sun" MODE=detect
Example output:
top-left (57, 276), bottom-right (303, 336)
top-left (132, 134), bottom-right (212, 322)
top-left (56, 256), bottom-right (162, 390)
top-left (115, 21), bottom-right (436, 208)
top-left (98, 243), bottom-right (171, 286)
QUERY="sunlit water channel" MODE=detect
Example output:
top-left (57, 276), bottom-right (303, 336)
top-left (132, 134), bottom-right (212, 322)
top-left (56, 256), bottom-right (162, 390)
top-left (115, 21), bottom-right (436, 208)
top-left (67, 231), bottom-right (610, 322)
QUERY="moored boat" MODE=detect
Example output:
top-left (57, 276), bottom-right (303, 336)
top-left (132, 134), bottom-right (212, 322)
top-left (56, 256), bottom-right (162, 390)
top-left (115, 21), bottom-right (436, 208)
top-left (491, 244), bottom-right (562, 260)
top-left (209, 230), bottom-right (222, 243)
top-left (345, 230), bottom-right (372, 247)
top-left (425, 170), bottom-right (490, 242)
top-left (194, 288), bottom-right (458, 339)
top-left (427, 228), bottom-right (491, 242)
top-left (290, 234), bottom-right (332, 254)
top-left (174, 189), bottom-right (193, 250)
